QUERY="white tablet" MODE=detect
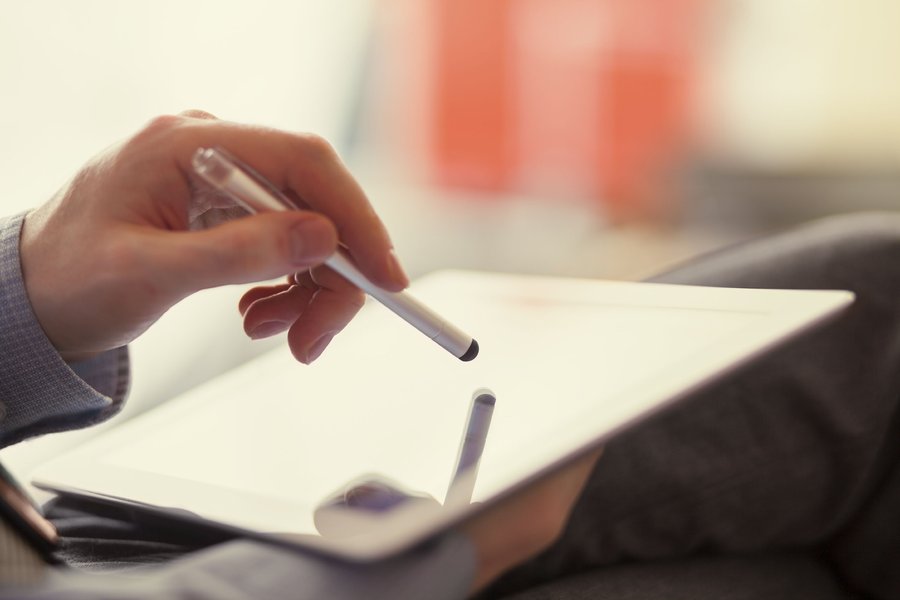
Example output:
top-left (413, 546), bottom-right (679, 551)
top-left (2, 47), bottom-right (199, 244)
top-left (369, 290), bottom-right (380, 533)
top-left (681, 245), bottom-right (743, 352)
top-left (32, 271), bottom-right (853, 561)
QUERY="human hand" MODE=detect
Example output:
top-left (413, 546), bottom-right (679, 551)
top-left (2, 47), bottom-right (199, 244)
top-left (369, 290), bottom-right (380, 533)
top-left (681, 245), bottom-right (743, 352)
top-left (462, 448), bottom-right (602, 595)
top-left (20, 111), bottom-right (408, 363)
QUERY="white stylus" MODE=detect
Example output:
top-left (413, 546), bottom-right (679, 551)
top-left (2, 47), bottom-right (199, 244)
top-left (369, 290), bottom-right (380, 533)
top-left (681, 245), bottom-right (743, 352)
top-left (445, 389), bottom-right (496, 506)
top-left (191, 146), bottom-right (479, 361)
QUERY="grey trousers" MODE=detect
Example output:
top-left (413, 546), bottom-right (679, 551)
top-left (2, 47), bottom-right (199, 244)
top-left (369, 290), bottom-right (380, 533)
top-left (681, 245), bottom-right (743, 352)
top-left (486, 213), bottom-right (900, 600)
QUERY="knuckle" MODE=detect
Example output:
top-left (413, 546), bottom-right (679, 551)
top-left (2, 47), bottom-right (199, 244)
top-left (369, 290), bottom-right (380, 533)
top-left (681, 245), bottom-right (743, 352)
top-left (178, 108), bottom-right (217, 120)
top-left (126, 114), bottom-right (190, 152)
top-left (296, 133), bottom-right (337, 163)
top-left (142, 113), bottom-right (184, 135)
top-left (136, 110), bottom-right (214, 143)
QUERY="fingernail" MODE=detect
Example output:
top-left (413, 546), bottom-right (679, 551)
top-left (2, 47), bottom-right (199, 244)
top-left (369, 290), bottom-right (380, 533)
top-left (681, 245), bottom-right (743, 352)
top-left (291, 219), bottom-right (334, 266)
top-left (248, 320), bottom-right (291, 340)
top-left (305, 332), bottom-right (336, 363)
top-left (386, 250), bottom-right (410, 288)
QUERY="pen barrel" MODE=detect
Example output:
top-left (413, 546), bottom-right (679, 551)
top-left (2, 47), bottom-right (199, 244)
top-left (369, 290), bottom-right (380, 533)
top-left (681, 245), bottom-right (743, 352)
top-left (325, 253), bottom-right (474, 358)
top-left (446, 392), bottom-right (495, 507)
top-left (454, 403), bottom-right (493, 475)
top-left (193, 147), bottom-right (477, 361)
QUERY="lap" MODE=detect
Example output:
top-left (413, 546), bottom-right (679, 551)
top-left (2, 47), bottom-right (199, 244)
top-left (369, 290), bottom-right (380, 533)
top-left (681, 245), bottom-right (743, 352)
top-left (486, 213), bottom-right (900, 599)
top-left (501, 554), bottom-right (848, 600)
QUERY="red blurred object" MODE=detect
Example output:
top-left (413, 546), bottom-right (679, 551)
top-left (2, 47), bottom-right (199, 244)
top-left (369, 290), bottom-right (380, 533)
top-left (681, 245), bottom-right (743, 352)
top-left (427, 0), bottom-right (704, 219)
top-left (432, 0), bottom-right (515, 192)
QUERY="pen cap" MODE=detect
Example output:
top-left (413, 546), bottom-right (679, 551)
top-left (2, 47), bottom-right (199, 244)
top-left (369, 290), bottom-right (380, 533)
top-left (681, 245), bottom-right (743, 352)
top-left (456, 389), bottom-right (496, 473)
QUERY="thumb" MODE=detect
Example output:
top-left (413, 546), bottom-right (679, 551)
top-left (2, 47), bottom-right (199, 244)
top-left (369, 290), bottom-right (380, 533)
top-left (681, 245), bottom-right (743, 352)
top-left (153, 211), bottom-right (337, 294)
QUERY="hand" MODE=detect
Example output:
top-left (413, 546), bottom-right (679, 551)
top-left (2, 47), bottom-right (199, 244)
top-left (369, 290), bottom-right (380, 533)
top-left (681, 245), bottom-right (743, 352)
top-left (20, 111), bottom-right (408, 363)
top-left (462, 448), bottom-right (602, 594)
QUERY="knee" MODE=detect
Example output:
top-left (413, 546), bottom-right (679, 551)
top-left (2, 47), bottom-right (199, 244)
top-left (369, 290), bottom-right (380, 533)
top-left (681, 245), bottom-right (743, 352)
top-left (651, 211), bottom-right (900, 290)
top-left (801, 212), bottom-right (900, 255)
top-left (782, 211), bottom-right (900, 296)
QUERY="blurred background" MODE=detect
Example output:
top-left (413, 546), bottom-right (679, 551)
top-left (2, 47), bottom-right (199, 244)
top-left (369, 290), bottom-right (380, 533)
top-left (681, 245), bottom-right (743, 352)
top-left (3, 0), bottom-right (900, 472)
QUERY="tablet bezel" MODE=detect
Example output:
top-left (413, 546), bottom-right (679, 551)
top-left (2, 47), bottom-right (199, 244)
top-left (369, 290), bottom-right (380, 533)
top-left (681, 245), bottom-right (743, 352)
top-left (31, 271), bottom-right (854, 562)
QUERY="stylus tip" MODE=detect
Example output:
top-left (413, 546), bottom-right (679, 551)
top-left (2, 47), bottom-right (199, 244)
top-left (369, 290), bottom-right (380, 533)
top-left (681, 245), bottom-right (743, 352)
top-left (460, 339), bottom-right (479, 362)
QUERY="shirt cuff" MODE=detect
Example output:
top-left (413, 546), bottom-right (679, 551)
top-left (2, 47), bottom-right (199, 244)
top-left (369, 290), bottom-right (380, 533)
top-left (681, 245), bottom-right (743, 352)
top-left (0, 212), bottom-right (130, 448)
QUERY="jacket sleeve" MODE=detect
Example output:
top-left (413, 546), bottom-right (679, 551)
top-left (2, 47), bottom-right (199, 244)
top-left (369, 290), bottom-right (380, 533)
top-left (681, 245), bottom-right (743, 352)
top-left (0, 212), bottom-right (129, 448)
top-left (9, 535), bottom-right (476, 600)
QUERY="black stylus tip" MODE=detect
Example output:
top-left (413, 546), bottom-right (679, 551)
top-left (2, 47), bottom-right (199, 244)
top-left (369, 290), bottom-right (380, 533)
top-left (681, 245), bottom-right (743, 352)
top-left (460, 339), bottom-right (479, 362)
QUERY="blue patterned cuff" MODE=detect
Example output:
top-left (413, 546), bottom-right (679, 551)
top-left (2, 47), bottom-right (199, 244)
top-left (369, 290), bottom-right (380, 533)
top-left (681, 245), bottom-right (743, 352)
top-left (0, 212), bottom-right (129, 448)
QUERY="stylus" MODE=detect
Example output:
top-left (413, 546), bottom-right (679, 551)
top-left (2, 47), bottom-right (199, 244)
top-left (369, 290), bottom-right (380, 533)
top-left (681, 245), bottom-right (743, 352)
top-left (192, 146), bottom-right (479, 362)
top-left (445, 389), bottom-right (496, 506)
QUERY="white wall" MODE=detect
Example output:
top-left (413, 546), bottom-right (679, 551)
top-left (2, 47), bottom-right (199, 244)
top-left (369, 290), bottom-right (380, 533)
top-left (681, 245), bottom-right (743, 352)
top-left (0, 0), bottom-right (372, 212)
top-left (0, 0), bottom-right (375, 474)
top-left (699, 0), bottom-right (900, 169)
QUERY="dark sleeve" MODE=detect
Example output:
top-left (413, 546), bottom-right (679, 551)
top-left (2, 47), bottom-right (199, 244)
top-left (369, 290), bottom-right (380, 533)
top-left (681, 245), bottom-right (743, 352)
top-left (7, 535), bottom-right (476, 600)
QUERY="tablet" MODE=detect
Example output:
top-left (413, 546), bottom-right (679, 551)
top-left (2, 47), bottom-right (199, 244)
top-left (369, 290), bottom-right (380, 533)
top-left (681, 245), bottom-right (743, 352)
top-left (31, 271), bottom-right (853, 561)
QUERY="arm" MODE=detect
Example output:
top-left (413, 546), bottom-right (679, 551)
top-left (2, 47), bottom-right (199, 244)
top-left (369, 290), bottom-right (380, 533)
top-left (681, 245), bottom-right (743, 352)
top-left (6, 112), bottom-right (600, 596)
top-left (20, 111), bottom-right (408, 367)
top-left (0, 213), bottom-right (129, 448)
